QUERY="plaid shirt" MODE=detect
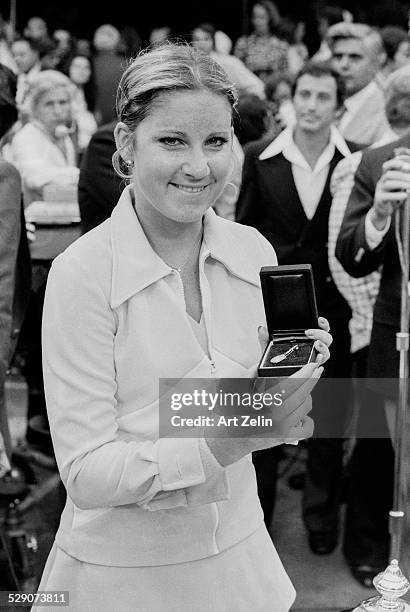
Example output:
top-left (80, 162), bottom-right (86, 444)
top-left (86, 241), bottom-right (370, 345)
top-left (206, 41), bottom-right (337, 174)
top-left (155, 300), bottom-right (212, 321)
top-left (234, 34), bottom-right (288, 80)
top-left (328, 152), bottom-right (381, 353)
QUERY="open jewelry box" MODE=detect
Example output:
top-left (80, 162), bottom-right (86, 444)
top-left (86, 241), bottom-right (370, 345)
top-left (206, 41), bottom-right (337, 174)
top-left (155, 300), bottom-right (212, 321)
top-left (258, 264), bottom-right (319, 377)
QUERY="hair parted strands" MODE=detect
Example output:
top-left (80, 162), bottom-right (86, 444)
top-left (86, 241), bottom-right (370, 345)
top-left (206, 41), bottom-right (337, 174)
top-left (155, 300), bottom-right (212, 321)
top-left (112, 42), bottom-right (238, 180)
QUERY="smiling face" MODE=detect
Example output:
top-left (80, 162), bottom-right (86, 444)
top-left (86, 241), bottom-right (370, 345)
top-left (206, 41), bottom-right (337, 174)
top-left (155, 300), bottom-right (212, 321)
top-left (293, 73), bottom-right (339, 134)
top-left (115, 89), bottom-right (233, 225)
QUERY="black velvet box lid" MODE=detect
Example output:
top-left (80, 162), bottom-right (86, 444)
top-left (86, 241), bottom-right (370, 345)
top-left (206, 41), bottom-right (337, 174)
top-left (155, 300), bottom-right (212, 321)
top-left (258, 264), bottom-right (319, 377)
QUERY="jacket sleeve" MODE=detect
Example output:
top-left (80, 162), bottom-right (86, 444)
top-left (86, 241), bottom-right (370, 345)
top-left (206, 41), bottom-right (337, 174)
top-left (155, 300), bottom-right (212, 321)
top-left (0, 163), bottom-right (21, 373)
top-left (235, 145), bottom-right (261, 228)
top-left (42, 255), bottom-right (229, 511)
top-left (335, 152), bottom-right (389, 277)
top-left (78, 126), bottom-right (123, 234)
top-left (10, 131), bottom-right (79, 193)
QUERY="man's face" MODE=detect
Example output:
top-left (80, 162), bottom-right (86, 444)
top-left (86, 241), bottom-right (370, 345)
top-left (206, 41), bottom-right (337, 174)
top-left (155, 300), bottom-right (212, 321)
top-left (12, 40), bottom-right (39, 74)
top-left (331, 37), bottom-right (378, 96)
top-left (293, 73), bottom-right (339, 133)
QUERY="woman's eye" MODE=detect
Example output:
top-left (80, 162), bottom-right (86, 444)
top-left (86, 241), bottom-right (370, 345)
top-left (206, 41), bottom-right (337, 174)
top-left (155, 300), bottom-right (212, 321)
top-left (159, 137), bottom-right (183, 146)
top-left (207, 137), bottom-right (228, 147)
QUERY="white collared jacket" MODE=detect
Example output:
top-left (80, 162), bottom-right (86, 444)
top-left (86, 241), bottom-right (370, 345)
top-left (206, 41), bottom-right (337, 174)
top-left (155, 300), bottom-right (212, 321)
top-left (42, 186), bottom-right (278, 566)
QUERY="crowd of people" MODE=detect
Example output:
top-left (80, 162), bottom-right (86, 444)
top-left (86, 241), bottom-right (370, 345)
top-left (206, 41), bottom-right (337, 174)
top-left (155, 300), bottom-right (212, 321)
top-left (0, 1), bottom-right (410, 608)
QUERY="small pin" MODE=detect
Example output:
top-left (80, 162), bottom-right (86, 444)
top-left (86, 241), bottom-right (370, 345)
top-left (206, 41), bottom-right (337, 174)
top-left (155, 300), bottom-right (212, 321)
top-left (271, 344), bottom-right (300, 364)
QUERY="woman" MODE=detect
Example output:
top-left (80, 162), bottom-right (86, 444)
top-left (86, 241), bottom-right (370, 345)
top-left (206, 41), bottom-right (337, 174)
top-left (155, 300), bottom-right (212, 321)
top-left (8, 69), bottom-right (80, 205)
top-left (65, 53), bottom-right (98, 152)
top-left (34, 44), bottom-right (331, 611)
top-left (234, 0), bottom-right (289, 82)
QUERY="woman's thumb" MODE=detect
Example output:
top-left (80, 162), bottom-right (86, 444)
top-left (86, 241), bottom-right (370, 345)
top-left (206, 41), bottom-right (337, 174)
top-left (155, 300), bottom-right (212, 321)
top-left (258, 325), bottom-right (269, 352)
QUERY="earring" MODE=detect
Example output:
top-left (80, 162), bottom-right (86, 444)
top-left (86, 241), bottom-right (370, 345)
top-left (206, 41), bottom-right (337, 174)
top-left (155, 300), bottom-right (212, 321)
top-left (125, 159), bottom-right (133, 168)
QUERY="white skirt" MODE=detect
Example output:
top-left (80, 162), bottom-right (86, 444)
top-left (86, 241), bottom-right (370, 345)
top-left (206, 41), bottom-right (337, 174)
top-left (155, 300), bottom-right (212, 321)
top-left (33, 525), bottom-right (295, 612)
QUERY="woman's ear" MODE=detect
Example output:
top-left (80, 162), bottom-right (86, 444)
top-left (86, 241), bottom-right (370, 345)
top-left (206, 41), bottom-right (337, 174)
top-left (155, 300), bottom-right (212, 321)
top-left (114, 122), bottom-right (133, 163)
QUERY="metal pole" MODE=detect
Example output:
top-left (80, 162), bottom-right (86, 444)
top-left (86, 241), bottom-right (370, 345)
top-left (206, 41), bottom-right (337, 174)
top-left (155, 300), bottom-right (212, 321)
top-left (390, 194), bottom-right (410, 563)
top-left (9, 0), bottom-right (17, 41)
top-left (242, 0), bottom-right (249, 36)
top-left (352, 168), bottom-right (410, 612)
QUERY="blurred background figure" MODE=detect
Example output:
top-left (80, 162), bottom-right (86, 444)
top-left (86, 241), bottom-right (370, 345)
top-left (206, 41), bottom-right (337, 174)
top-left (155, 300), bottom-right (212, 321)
top-left (380, 26), bottom-right (410, 79)
top-left (264, 71), bottom-right (296, 129)
top-left (328, 22), bottom-right (389, 146)
top-left (64, 53), bottom-right (97, 154)
top-left (281, 17), bottom-right (308, 76)
top-left (76, 38), bottom-right (92, 57)
top-left (149, 26), bottom-right (171, 46)
top-left (328, 64), bottom-right (410, 587)
top-left (78, 121), bottom-right (121, 234)
top-left (313, 5), bottom-right (346, 62)
top-left (234, 0), bottom-right (289, 82)
top-left (53, 28), bottom-right (76, 70)
top-left (38, 38), bottom-right (61, 70)
top-left (0, 63), bottom-right (31, 462)
top-left (214, 29), bottom-right (232, 54)
top-left (7, 69), bottom-right (80, 205)
top-left (92, 24), bottom-right (124, 125)
top-left (118, 25), bottom-right (142, 59)
top-left (5, 69), bottom-right (81, 446)
top-left (11, 37), bottom-right (41, 108)
top-left (191, 23), bottom-right (265, 98)
top-left (23, 16), bottom-right (53, 56)
top-left (0, 13), bottom-right (17, 73)
top-left (234, 93), bottom-right (276, 146)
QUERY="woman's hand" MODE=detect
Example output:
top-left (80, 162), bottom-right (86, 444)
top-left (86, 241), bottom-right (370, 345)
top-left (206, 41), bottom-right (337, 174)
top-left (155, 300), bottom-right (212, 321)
top-left (205, 319), bottom-right (331, 467)
top-left (304, 316), bottom-right (332, 365)
top-left (258, 316), bottom-right (332, 366)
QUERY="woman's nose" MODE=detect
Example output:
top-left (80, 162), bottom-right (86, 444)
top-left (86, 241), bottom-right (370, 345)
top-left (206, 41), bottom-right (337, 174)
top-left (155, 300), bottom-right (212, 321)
top-left (181, 152), bottom-right (211, 179)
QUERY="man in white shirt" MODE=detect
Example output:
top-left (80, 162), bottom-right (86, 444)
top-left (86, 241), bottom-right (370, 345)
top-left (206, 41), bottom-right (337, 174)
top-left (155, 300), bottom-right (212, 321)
top-left (11, 37), bottom-right (41, 108)
top-left (236, 61), bottom-right (358, 554)
top-left (327, 22), bottom-right (390, 146)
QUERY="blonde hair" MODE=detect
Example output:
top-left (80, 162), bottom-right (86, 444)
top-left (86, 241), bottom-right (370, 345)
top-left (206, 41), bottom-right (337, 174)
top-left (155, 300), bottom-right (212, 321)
top-left (26, 69), bottom-right (74, 117)
top-left (113, 42), bottom-right (238, 180)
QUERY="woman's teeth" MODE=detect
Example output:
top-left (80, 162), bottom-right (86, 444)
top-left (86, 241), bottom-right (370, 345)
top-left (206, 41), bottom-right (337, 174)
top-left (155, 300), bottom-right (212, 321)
top-left (173, 184), bottom-right (207, 193)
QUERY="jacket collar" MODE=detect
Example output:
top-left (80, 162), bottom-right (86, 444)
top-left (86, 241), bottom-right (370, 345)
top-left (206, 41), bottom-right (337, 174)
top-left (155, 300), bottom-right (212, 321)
top-left (258, 125), bottom-right (351, 161)
top-left (109, 185), bottom-right (260, 308)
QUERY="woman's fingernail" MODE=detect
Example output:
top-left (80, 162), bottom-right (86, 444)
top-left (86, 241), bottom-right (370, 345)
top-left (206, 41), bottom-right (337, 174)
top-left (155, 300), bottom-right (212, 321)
top-left (305, 329), bottom-right (315, 336)
top-left (319, 317), bottom-right (326, 323)
top-left (316, 354), bottom-right (324, 364)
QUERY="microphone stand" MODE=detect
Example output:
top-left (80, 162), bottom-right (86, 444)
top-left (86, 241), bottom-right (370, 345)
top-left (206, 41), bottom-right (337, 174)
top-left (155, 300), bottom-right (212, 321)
top-left (353, 192), bottom-right (410, 611)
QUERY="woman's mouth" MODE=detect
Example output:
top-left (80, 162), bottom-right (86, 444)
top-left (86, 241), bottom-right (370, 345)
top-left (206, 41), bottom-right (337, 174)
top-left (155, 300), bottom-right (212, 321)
top-left (170, 183), bottom-right (209, 193)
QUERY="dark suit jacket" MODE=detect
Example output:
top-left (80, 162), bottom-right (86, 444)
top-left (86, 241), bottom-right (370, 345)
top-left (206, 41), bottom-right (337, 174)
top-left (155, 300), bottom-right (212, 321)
top-left (78, 121), bottom-right (124, 234)
top-left (236, 136), bottom-right (356, 322)
top-left (335, 131), bottom-right (410, 330)
top-left (0, 161), bottom-right (31, 455)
